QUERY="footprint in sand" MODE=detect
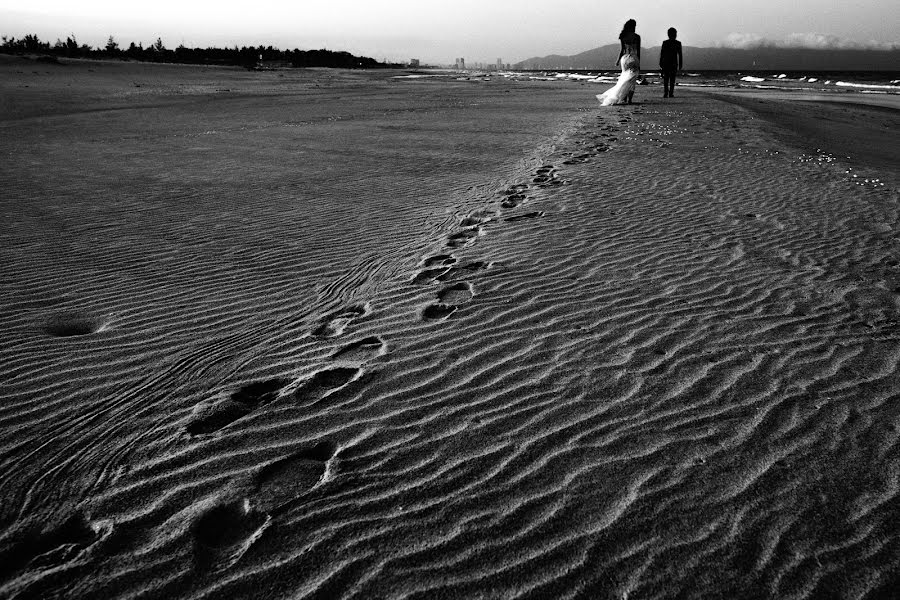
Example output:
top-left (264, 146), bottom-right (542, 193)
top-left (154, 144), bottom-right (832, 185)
top-left (501, 194), bottom-right (527, 209)
top-left (186, 378), bottom-right (290, 436)
top-left (501, 183), bottom-right (529, 196)
top-left (412, 254), bottom-right (457, 284)
top-left (422, 303), bottom-right (458, 321)
top-left (0, 514), bottom-right (112, 581)
top-left (412, 266), bottom-right (453, 285)
top-left (193, 500), bottom-right (270, 572)
top-left (331, 336), bottom-right (386, 362)
top-left (423, 282), bottom-right (476, 321)
top-left (460, 210), bottom-right (495, 227)
top-left (312, 303), bottom-right (369, 337)
top-left (421, 254), bottom-right (457, 268)
top-left (437, 282), bottom-right (475, 305)
top-left (446, 227), bottom-right (481, 249)
top-left (563, 153), bottom-right (592, 165)
top-left (504, 211), bottom-right (545, 222)
top-left (43, 312), bottom-right (106, 337)
top-left (191, 440), bottom-right (338, 571)
top-left (294, 367), bottom-right (360, 404)
top-left (532, 165), bottom-right (560, 186)
top-left (437, 260), bottom-right (492, 282)
top-left (253, 441), bottom-right (338, 512)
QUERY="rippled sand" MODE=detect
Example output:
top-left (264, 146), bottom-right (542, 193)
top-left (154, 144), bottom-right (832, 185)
top-left (2, 57), bottom-right (900, 599)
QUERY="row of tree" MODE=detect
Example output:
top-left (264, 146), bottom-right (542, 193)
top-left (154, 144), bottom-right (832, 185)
top-left (0, 33), bottom-right (399, 69)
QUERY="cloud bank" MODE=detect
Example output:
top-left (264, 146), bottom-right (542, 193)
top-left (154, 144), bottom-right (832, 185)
top-left (720, 33), bottom-right (898, 51)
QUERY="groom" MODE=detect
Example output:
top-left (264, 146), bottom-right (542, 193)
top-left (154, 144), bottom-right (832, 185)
top-left (659, 27), bottom-right (683, 98)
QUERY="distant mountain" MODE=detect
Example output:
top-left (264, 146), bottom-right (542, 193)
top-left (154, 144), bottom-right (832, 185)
top-left (514, 45), bottom-right (900, 71)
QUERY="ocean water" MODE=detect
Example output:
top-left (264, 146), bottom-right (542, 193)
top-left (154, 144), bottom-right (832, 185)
top-left (503, 70), bottom-right (900, 95)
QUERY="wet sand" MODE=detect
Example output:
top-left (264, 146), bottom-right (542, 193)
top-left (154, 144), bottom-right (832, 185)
top-left (1, 57), bottom-right (899, 599)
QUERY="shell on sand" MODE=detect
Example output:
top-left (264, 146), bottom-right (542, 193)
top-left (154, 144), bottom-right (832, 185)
top-left (1, 57), bottom-right (900, 599)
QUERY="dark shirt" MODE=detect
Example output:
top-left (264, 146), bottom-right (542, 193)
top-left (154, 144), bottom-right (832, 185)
top-left (660, 39), bottom-right (682, 70)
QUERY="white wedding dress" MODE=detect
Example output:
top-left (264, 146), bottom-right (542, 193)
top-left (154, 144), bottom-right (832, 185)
top-left (597, 48), bottom-right (639, 106)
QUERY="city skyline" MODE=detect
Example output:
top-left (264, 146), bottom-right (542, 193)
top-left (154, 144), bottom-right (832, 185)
top-left (1, 0), bottom-right (897, 65)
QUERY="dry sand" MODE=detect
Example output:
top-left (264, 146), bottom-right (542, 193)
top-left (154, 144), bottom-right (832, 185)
top-left (1, 56), bottom-right (899, 599)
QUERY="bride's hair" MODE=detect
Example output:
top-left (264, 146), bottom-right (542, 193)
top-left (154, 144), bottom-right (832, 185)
top-left (619, 19), bottom-right (637, 39)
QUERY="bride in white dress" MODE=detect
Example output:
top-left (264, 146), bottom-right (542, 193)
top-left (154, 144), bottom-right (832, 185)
top-left (597, 19), bottom-right (641, 106)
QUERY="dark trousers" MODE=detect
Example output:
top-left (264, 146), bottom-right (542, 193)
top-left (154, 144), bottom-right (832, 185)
top-left (662, 68), bottom-right (677, 95)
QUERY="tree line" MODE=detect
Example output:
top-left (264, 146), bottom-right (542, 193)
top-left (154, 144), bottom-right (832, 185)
top-left (0, 33), bottom-right (401, 69)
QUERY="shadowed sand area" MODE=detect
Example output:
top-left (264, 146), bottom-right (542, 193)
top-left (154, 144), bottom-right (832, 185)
top-left (1, 57), bottom-right (900, 599)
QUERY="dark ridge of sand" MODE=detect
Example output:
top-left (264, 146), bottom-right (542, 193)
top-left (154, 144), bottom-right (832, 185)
top-left (2, 59), bottom-right (900, 599)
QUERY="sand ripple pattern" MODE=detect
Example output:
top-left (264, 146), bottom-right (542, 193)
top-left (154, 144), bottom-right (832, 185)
top-left (1, 67), bottom-right (900, 599)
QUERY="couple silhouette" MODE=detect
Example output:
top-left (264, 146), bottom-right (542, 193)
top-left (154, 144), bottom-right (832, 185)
top-left (597, 20), bottom-right (683, 106)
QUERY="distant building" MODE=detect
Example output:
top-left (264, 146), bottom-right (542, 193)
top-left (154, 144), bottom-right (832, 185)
top-left (456, 57), bottom-right (466, 70)
top-left (409, 58), bottom-right (420, 68)
top-left (497, 58), bottom-right (503, 70)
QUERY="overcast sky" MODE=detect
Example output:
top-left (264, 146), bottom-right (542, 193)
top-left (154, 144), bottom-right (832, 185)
top-left (2, 0), bottom-right (897, 64)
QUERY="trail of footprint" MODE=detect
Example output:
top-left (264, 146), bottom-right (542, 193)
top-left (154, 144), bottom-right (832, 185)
top-left (186, 378), bottom-right (290, 436)
top-left (294, 368), bottom-right (360, 404)
top-left (505, 211), bottom-right (545, 222)
top-left (312, 303), bottom-right (369, 338)
top-left (331, 336), bottom-right (386, 362)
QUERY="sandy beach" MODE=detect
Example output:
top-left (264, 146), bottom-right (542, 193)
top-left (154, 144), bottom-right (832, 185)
top-left (1, 56), bottom-right (899, 599)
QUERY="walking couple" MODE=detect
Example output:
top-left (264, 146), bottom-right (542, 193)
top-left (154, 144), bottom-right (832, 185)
top-left (597, 20), bottom-right (683, 106)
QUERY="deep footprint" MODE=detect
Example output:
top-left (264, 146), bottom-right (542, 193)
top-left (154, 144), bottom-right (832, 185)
top-left (412, 266), bottom-right (452, 285)
top-left (186, 378), bottom-right (290, 436)
top-left (437, 261), bottom-right (492, 282)
top-left (193, 501), bottom-right (269, 571)
top-left (501, 184), bottom-right (528, 196)
top-left (505, 211), bottom-right (545, 222)
top-left (461, 211), bottom-right (495, 227)
top-left (254, 441), bottom-right (338, 512)
top-left (43, 312), bottom-right (104, 337)
top-left (421, 254), bottom-right (456, 268)
top-left (332, 336), bottom-right (386, 361)
top-left (423, 304), bottom-right (458, 321)
top-left (501, 194), bottom-right (527, 209)
top-left (312, 304), bottom-right (368, 337)
top-left (447, 228), bottom-right (481, 248)
top-left (294, 368), bottom-right (360, 403)
top-left (437, 282), bottom-right (474, 305)
top-left (0, 514), bottom-right (108, 581)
